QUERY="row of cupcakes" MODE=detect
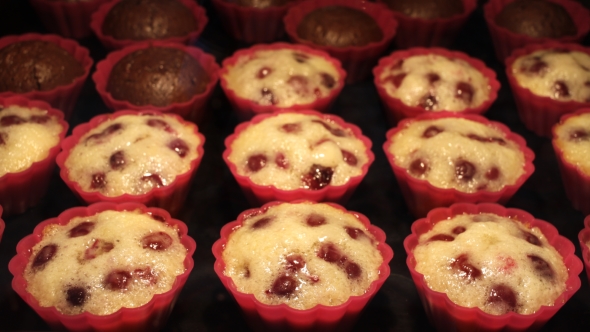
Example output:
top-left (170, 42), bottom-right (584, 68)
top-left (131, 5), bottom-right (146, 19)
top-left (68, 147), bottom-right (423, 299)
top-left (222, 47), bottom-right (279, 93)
top-left (27, 0), bottom-right (590, 60)
top-left (5, 197), bottom-right (590, 331)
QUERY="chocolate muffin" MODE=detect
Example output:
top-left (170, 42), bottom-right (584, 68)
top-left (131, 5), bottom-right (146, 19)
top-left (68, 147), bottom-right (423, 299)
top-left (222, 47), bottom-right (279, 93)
top-left (0, 40), bottom-right (85, 93)
top-left (495, 0), bottom-right (576, 39)
top-left (102, 0), bottom-right (198, 41)
top-left (227, 0), bottom-right (290, 8)
top-left (106, 46), bottom-right (210, 107)
top-left (296, 6), bottom-right (383, 47)
top-left (383, 0), bottom-right (464, 19)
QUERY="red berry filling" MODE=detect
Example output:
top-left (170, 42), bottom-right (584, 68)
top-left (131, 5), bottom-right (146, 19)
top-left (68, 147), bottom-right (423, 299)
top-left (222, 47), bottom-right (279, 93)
top-left (84, 239), bottom-right (114, 260)
top-left (345, 226), bottom-right (366, 240)
top-left (280, 123), bottom-right (301, 133)
top-left (306, 213), bottom-right (326, 226)
top-left (451, 254), bottom-right (481, 281)
top-left (168, 138), bottom-right (189, 158)
top-left (312, 119), bottom-right (347, 137)
top-left (109, 151), bottom-right (126, 170)
top-left (285, 254), bottom-right (305, 272)
top-left (257, 66), bottom-right (272, 79)
top-left (288, 75), bottom-right (309, 95)
top-left (409, 158), bottom-right (428, 176)
top-left (260, 88), bottom-right (277, 105)
top-left (317, 243), bottom-right (362, 279)
top-left (66, 287), bottom-right (87, 306)
top-left (90, 172), bottom-right (106, 189)
top-left (485, 167), bottom-right (500, 180)
top-left (427, 234), bottom-right (455, 242)
top-left (569, 129), bottom-right (590, 141)
top-left (0, 115), bottom-right (26, 126)
top-left (455, 82), bottom-right (474, 104)
top-left (419, 93), bottom-right (438, 110)
top-left (251, 216), bottom-right (273, 229)
top-left (301, 164), bottom-right (333, 190)
top-left (466, 133), bottom-right (506, 145)
top-left (146, 119), bottom-right (174, 133)
top-left (105, 270), bottom-right (132, 290)
top-left (522, 59), bottom-right (548, 74)
top-left (293, 52), bottom-right (309, 63)
top-left (85, 123), bottom-right (123, 143)
top-left (528, 254), bottom-right (554, 279)
top-left (30, 115), bottom-right (50, 124)
top-left (148, 212), bottom-right (166, 223)
top-left (320, 72), bottom-right (336, 88)
top-left (33, 244), bottom-right (57, 269)
top-left (486, 284), bottom-right (517, 313)
top-left (341, 149), bottom-right (358, 166)
top-left (452, 226), bottom-right (466, 234)
top-left (141, 173), bottom-right (164, 187)
top-left (553, 81), bottom-right (570, 99)
top-left (455, 159), bottom-right (476, 182)
top-left (268, 274), bottom-right (298, 297)
top-left (247, 154), bottom-right (267, 172)
top-left (384, 73), bottom-right (407, 88)
top-left (422, 126), bottom-right (443, 138)
top-left (141, 232), bottom-right (173, 251)
top-left (426, 72), bottom-right (440, 84)
top-left (523, 231), bottom-right (541, 246)
top-left (68, 221), bottom-right (95, 238)
top-left (275, 153), bottom-right (288, 169)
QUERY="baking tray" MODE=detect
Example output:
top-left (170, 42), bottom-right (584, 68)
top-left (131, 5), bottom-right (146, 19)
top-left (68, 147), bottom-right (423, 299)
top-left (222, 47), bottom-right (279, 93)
top-left (0, 0), bottom-right (589, 330)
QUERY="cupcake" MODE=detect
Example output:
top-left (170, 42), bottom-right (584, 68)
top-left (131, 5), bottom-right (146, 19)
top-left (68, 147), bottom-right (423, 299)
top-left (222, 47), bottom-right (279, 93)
top-left (552, 108), bottom-right (590, 215)
top-left (29, 0), bottom-right (111, 39)
top-left (212, 200), bottom-right (393, 331)
top-left (8, 202), bottom-right (196, 331)
top-left (283, 0), bottom-right (397, 83)
top-left (505, 42), bottom-right (590, 137)
top-left (0, 96), bottom-right (68, 216)
top-left (373, 47), bottom-right (500, 124)
top-left (219, 43), bottom-right (346, 120)
top-left (223, 110), bottom-right (374, 205)
top-left (90, 0), bottom-right (208, 50)
top-left (404, 202), bottom-right (582, 331)
top-left (0, 34), bottom-right (93, 119)
top-left (378, 0), bottom-right (476, 48)
top-left (383, 112), bottom-right (535, 217)
top-left (483, 0), bottom-right (590, 60)
top-left (577, 214), bottom-right (590, 285)
top-left (92, 42), bottom-right (219, 122)
top-left (211, 0), bottom-right (300, 43)
top-left (56, 110), bottom-right (205, 216)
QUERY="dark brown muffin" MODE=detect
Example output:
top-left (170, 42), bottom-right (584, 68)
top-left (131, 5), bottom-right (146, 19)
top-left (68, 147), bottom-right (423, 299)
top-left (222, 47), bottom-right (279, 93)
top-left (106, 47), bottom-right (210, 107)
top-left (296, 6), bottom-right (383, 47)
top-left (0, 40), bottom-right (85, 93)
top-left (495, 0), bottom-right (577, 38)
top-left (227, 0), bottom-right (290, 8)
top-left (102, 0), bottom-right (198, 41)
top-left (383, 0), bottom-right (464, 19)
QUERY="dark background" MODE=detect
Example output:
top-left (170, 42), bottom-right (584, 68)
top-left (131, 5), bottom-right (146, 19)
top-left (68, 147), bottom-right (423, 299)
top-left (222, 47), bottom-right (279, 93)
top-left (0, 0), bottom-right (590, 330)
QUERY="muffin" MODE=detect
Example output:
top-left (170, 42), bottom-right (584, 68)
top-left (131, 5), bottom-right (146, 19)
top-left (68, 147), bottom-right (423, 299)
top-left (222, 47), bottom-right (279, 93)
top-left (506, 42), bottom-right (590, 137)
top-left (404, 203), bottom-right (582, 331)
top-left (220, 43), bottom-right (346, 119)
top-left (93, 42), bottom-right (219, 122)
top-left (373, 47), bottom-right (500, 123)
top-left (483, 0), bottom-right (590, 60)
top-left (383, 112), bottom-right (535, 217)
top-left (552, 108), bottom-right (590, 215)
top-left (284, 0), bottom-right (397, 83)
top-left (211, 0), bottom-right (300, 43)
top-left (213, 200), bottom-right (393, 331)
top-left (223, 110), bottom-right (374, 204)
top-left (0, 34), bottom-right (93, 119)
top-left (56, 110), bottom-right (205, 216)
top-left (90, 0), bottom-right (208, 50)
top-left (0, 96), bottom-right (68, 216)
top-left (29, 0), bottom-right (111, 39)
top-left (577, 214), bottom-right (590, 285)
top-left (378, 0), bottom-right (476, 48)
top-left (8, 202), bottom-right (196, 331)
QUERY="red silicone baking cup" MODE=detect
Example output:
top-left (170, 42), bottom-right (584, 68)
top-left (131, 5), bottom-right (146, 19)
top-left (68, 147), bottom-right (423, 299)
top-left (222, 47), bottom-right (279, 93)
top-left (55, 110), bottom-right (205, 217)
top-left (30, 0), bottom-right (111, 39)
top-left (8, 202), bottom-right (196, 332)
top-left (404, 202), bottom-right (583, 331)
top-left (212, 200), bottom-right (393, 332)
top-left (284, 0), bottom-right (397, 83)
top-left (0, 96), bottom-right (69, 217)
top-left (383, 112), bottom-right (535, 218)
top-left (376, 0), bottom-right (476, 48)
top-left (505, 42), bottom-right (590, 137)
top-left (223, 110), bottom-right (374, 205)
top-left (90, 0), bottom-right (208, 50)
top-left (483, 0), bottom-right (590, 61)
top-left (373, 47), bottom-right (501, 125)
top-left (211, 0), bottom-right (301, 44)
top-left (0, 34), bottom-right (93, 119)
top-left (577, 215), bottom-right (590, 285)
top-left (219, 42), bottom-right (347, 120)
top-left (0, 205), bottom-right (4, 243)
top-left (92, 41), bottom-right (220, 123)
top-left (551, 108), bottom-right (590, 216)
